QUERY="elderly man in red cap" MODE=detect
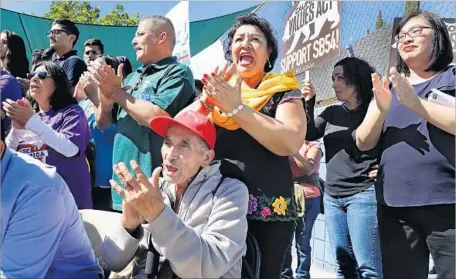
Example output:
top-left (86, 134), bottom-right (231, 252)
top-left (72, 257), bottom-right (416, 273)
top-left (100, 111), bottom-right (249, 278)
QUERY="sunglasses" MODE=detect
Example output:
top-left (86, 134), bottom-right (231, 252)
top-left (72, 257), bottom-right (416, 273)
top-left (28, 71), bottom-right (49, 80)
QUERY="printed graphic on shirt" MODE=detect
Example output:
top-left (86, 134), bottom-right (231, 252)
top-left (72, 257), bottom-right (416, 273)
top-left (17, 143), bottom-right (49, 163)
top-left (139, 90), bottom-right (156, 102)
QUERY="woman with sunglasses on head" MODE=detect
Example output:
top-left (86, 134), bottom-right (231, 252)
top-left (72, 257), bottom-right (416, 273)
top-left (356, 11), bottom-right (455, 279)
top-left (3, 62), bottom-right (92, 209)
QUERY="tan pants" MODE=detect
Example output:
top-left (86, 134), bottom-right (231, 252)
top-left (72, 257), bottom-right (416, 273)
top-left (79, 209), bottom-right (136, 279)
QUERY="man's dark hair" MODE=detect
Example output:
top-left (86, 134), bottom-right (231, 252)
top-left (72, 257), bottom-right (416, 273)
top-left (395, 11), bottom-right (453, 76)
top-left (224, 13), bottom-right (278, 72)
top-left (334, 57), bottom-right (376, 106)
top-left (102, 55), bottom-right (120, 73)
top-left (194, 79), bottom-right (203, 92)
top-left (84, 38), bottom-right (104, 54)
top-left (52, 19), bottom-right (80, 46)
top-left (28, 61), bottom-right (77, 112)
top-left (1, 30), bottom-right (30, 79)
top-left (32, 49), bottom-right (44, 60)
top-left (42, 48), bottom-right (55, 61)
top-left (32, 48), bottom-right (55, 71)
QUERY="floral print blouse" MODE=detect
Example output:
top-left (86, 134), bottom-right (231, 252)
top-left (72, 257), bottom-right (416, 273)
top-left (214, 89), bottom-right (303, 221)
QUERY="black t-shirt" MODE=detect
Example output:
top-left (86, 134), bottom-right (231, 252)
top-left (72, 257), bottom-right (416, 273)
top-left (52, 50), bottom-right (87, 87)
top-left (306, 97), bottom-right (379, 197)
top-left (214, 89), bottom-right (302, 222)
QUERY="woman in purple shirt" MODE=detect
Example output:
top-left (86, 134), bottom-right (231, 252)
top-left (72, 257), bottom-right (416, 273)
top-left (3, 61), bottom-right (92, 209)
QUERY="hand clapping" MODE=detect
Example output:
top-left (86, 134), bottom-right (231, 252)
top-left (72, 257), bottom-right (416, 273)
top-left (88, 60), bottom-right (124, 98)
top-left (389, 67), bottom-right (420, 110)
top-left (371, 72), bottom-right (392, 113)
top-left (110, 161), bottom-right (165, 225)
top-left (201, 71), bottom-right (243, 114)
top-left (2, 98), bottom-right (35, 127)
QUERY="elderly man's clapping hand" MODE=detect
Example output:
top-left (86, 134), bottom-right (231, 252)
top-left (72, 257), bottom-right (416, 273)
top-left (110, 160), bottom-right (165, 229)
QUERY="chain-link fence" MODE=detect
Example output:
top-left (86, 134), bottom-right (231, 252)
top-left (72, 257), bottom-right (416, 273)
top-left (253, 1), bottom-right (455, 105)
top-left (252, 2), bottom-right (454, 272)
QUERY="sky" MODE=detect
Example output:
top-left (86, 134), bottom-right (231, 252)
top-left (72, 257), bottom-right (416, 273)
top-left (0, 1), bottom-right (261, 21)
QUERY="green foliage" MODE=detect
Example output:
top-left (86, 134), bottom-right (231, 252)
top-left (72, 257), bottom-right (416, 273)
top-left (376, 10), bottom-right (384, 30)
top-left (99, 4), bottom-right (140, 26)
top-left (405, 1), bottom-right (420, 16)
top-left (43, 2), bottom-right (140, 26)
top-left (44, 1), bottom-right (100, 24)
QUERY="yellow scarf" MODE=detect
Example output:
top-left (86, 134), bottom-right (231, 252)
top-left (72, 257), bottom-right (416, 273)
top-left (209, 72), bottom-right (299, 130)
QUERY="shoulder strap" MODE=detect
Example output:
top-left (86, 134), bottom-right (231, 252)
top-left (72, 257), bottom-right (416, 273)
top-left (212, 176), bottom-right (225, 198)
top-left (148, 173), bottom-right (229, 279)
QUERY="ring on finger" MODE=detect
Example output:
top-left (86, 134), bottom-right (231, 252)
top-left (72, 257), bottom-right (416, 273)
top-left (209, 88), bottom-right (219, 96)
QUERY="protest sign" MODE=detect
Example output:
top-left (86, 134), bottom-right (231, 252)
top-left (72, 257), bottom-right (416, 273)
top-left (280, 1), bottom-right (342, 74)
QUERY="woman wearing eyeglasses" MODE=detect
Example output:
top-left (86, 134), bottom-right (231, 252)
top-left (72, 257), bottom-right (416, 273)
top-left (356, 11), bottom-right (455, 279)
top-left (3, 62), bottom-right (92, 209)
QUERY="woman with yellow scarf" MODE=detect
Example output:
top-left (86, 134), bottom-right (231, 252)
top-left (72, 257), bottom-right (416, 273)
top-left (184, 14), bottom-right (307, 279)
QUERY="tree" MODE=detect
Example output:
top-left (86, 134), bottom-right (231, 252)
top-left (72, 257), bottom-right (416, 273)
top-left (43, 2), bottom-right (140, 26)
top-left (44, 1), bottom-right (100, 24)
top-left (405, 1), bottom-right (420, 16)
top-left (99, 4), bottom-right (140, 26)
top-left (376, 10), bottom-right (384, 30)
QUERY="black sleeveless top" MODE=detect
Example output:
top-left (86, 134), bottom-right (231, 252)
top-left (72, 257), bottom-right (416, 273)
top-left (214, 89), bottom-right (303, 221)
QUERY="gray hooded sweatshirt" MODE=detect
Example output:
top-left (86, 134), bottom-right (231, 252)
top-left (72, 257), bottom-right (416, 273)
top-left (101, 160), bottom-right (249, 278)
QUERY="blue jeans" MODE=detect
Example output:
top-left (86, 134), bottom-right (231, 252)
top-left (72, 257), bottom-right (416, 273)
top-left (324, 185), bottom-right (382, 279)
top-left (281, 197), bottom-right (321, 279)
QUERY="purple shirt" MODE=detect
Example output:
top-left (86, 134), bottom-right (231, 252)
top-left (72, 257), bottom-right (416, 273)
top-left (0, 71), bottom-right (22, 133)
top-left (377, 65), bottom-right (455, 207)
top-left (17, 105), bottom-right (93, 209)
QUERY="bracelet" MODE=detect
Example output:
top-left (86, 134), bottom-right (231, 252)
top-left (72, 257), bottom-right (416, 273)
top-left (198, 97), bottom-right (214, 111)
top-left (226, 104), bottom-right (244, 117)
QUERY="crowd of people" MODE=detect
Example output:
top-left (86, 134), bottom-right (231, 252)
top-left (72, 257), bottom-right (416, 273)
top-left (0, 8), bottom-right (454, 279)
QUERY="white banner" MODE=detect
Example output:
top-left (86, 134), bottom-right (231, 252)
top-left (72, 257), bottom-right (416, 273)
top-left (166, 1), bottom-right (191, 65)
top-left (190, 39), bottom-right (226, 79)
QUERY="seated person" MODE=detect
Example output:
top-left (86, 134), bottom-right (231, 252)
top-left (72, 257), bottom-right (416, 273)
top-left (0, 125), bottom-right (102, 278)
top-left (102, 111), bottom-right (249, 278)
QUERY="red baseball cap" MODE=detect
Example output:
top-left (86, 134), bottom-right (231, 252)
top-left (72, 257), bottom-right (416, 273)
top-left (149, 111), bottom-right (216, 149)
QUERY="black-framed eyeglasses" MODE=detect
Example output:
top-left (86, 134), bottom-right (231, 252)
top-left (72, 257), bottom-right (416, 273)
top-left (394, 26), bottom-right (432, 43)
top-left (28, 71), bottom-right (49, 80)
top-left (46, 29), bottom-right (67, 37)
